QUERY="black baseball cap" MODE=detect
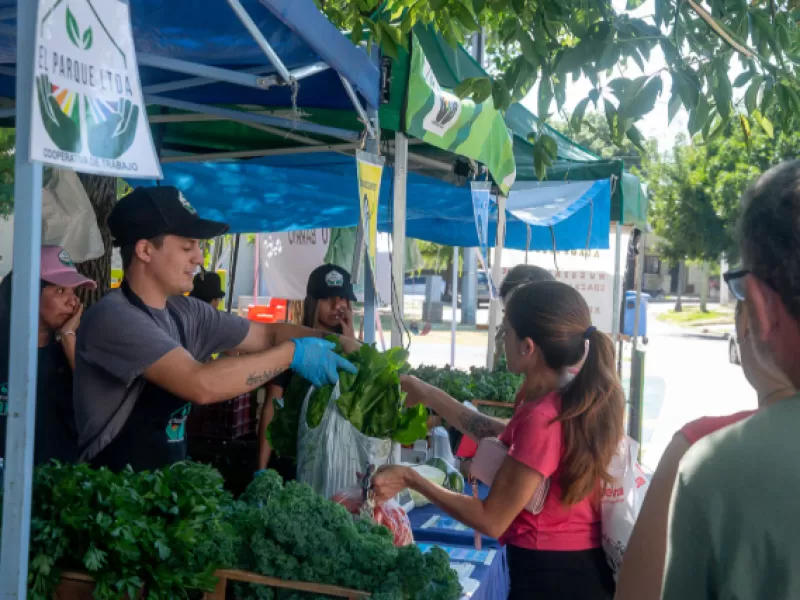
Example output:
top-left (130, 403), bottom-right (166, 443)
top-left (307, 264), bottom-right (357, 302)
top-left (190, 271), bottom-right (226, 302)
top-left (108, 186), bottom-right (229, 247)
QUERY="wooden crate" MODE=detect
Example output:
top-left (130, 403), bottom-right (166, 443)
top-left (206, 570), bottom-right (371, 599)
top-left (54, 570), bottom-right (369, 600)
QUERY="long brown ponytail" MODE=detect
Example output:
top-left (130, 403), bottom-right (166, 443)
top-left (505, 281), bottom-right (625, 505)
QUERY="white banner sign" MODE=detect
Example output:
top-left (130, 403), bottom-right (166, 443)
top-left (259, 229), bottom-right (391, 302)
top-left (31, 0), bottom-right (162, 178)
top-left (501, 227), bottom-right (631, 334)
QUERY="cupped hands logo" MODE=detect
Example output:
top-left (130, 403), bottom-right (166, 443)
top-left (37, 75), bottom-right (82, 153)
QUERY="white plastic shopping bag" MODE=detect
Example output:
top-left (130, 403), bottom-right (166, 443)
top-left (296, 382), bottom-right (400, 499)
top-left (601, 436), bottom-right (650, 577)
top-left (41, 169), bottom-right (104, 262)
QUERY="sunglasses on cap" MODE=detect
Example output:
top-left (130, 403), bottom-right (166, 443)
top-left (723, 269), bottom-right (749, 301)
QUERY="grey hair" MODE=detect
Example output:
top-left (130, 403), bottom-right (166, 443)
top-left (737, 159), bottom-right (800, 320)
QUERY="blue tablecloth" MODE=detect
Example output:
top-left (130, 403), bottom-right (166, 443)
top-left (410, 483), bottom-right (510, 599)
top-left (409, 483), bottom-right (501, 548)
top-left (417, 542), bottom-right (510, 600)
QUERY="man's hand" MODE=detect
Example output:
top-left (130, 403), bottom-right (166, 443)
top-left (290, 338), bottom-right (356, 387)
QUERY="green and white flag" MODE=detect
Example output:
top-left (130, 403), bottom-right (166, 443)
top-left (404, 36), bottom-right (516, 195)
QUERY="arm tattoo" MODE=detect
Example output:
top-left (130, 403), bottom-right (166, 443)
top-left (246, 368), bottom-right (284, 387)
top-left (459, 411), bottom-right (503, 440)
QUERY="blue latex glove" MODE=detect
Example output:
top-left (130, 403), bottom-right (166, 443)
top-left (290, 338), bottom-right (357, 388)
top-left (254, 469), bottom-right (267, 478)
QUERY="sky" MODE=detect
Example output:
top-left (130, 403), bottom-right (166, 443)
top-left (516, 0), bottom-right (737, 154)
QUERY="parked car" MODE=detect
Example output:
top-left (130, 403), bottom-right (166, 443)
top-left (729, 331), bottom-right (741, 365)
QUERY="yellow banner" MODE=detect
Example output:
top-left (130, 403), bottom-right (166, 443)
top-left (356, 150), bottom-right (384, 279)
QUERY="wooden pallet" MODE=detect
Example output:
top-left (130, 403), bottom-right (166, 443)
top-left (56, 570), bottom-right (370, 600)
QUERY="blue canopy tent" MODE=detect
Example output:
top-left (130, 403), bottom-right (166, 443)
top-left (161, 152), bottom-right (611, 251)
top-left (0, 0), bottom-right (381, 594)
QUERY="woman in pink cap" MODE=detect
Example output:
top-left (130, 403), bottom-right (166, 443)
top-left (0, 245), bottom-right (96, 467)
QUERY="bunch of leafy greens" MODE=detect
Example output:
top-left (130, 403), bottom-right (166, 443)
top-left (408, 364), bottom-right (522, 418)
top-left (232, 470), bottom-right (461, 600)
top-left (266, 372), bottom-right (313, 463)
top-left (17, 462), bottom-right (238, 600)
top-left (269, 339), bottom-right (428, 462)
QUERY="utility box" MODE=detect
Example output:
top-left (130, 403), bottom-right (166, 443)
top-left (623, 291), bottom-right (650, 337)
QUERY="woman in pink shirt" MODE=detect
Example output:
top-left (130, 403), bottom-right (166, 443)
top-left (373, 281), bottom-right (625, 599)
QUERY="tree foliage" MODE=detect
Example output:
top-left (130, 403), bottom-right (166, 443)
top-left (0, 129), bottom-right (14, 219)
top-left (551, 111), bottom-right (656, 171)
top-left (318, 0), bottom-right (800, 178)
top-left (644, 119), bottom-right (800, 265)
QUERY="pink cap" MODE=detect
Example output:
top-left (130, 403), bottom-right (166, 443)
top-left (40, 246), bottom-right (97, 290)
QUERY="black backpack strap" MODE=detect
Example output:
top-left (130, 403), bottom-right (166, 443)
top-left (166, 306), bottom-right (187, 348)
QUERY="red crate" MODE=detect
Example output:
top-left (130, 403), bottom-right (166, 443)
top-left (187, 393), bottom-right (255, 440)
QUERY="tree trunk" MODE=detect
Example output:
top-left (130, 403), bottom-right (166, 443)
top-left (699, 262), bottom-right (710, 313)
top-left (75, 175), bottom-right (117, 307)
top-left (674, 261), bottom-right (685, 313)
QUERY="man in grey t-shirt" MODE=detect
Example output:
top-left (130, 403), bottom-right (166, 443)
top-left (74, 186), bottom-right (355, 472)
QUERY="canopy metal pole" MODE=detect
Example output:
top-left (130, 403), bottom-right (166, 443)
top-left (632, 231), bottom-right (646, 348)
top-left (486, 195), bottom-right (507, 369)
top-left (227, 0), bottom-right (292, 83)
top-left (391, 132), bottom-right (408, 348)
top-left (362, 105), bottom-right (380, 344)
top-left (451, 247), bottom-right (459, 366)
top-left (227, 234), bottom-right (241, 314)
top-left (0, 0), bottom-right (44, 594)
top-left (611, 222), bottom-right (623, 344)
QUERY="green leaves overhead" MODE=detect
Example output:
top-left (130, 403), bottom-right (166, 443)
top-left (318, 0), bottom-right (800, 179)
top-left (531, 134), bottom-right (558, 180)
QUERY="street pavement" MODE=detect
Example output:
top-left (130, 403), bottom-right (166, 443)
top-left (629, 303), bottom-right (755, 471)
top-left (405, 301), bottom-right (758, 473)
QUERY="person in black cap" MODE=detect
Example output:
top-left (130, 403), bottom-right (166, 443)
top-left (257, 264), bottom-right (359, 478)
top-left (303, 264), bottom-right (358, 339)
top-left (190, 271), bottom-right (226, 310)
top-left (73, 186), bottom-right (356, 473)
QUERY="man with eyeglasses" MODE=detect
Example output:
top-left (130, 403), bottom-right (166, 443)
top-left (661, 161), bottom-right (800, 599)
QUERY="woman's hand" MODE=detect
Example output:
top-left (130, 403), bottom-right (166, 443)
top-left (400, 374), bottom-right (426, 407)
top-left (340, 305), bottom-right (356, 340)
top-left (371, 465), bottom-right (415, 504)
top-left (59, 302), bottom-right (83, 335)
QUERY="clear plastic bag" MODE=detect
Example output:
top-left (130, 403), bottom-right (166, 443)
top-left (601, 436), bottom-right (650, 578)
top-left (296, 382), bottom-right (400, 500)
top-left (41, 169), bottom-right (105, 262)
top-left (331, 485), bottom-right (414, 547)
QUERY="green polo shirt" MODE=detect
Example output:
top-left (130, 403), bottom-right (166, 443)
top-left (662, 395), bottom-right (800, 600)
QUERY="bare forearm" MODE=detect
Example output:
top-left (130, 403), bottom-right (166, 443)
top-left (60, 334), bottom-right (77, 370)
top-left (194, 344), bottom-right (294, 404)
top-left (239, 322), bottom-right (359, 354)
top-left (417, 381), bottom-right (505, 441)
top-left (407, 470), bottom-right (496, 537)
